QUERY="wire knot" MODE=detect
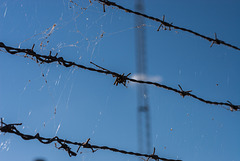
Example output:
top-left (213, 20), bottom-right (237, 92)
top-left (157, 15), bottom-right (172, 31)
top-left (210, 33), bottom-right (221, 47)
top-left (114, 73), bottom-right (131, 87)
top-left (0, 42), bottom-right (6, 47)
top-left (90, 62), bottom-right (130, 87)
top-left (178, 84), bottom-right (192, 98)
top-left (146, 147), bottom-right (159, 161)
top-left (0, 119), bottom-right (22, 133)
top-left (227, 101), bottom-right (239, 111)
top-left (79, 138), bottom-right (96, 153)
top-left (57, 141), bottom-right (77, 157)
top-left (0, 124), bottom-right (16, 133)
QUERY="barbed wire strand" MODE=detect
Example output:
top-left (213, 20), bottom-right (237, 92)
top-left (95, 0), bottom-right (240, 51)
top-left (0, 121), bottom-right (181, 161)
top-left (0, 42), bottom-right (239, 111)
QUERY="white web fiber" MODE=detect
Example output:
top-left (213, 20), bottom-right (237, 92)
top-left (1, 1), bottom-right (240, 161)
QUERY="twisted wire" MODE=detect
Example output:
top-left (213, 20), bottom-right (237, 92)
top-left (0, 42), bottom-right (239, 111)
top-left (0, 121), bottom-right (181, 161)
top-left (96, 0), bottom-right (240, 51)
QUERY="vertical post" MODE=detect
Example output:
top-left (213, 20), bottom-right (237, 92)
top-left (135, 0), bottom-right (152, 155)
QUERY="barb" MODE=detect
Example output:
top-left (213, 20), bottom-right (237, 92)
top-left (96, 0), bottom-right (240, 51)
top-left (102, 0), bottom-right (108, 12)
top-left (0, 42), bottom-right (239, 111)
top-left (0, 120), bottom-right (181, 161)
top-left (178, 85), bottom-right (192, 98)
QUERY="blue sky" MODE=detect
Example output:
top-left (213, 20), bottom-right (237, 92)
top-left (0, 0), bottom-right (240, 161)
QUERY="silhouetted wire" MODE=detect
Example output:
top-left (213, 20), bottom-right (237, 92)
top-left (95, 0), bottom-right (240, 51)
top-left (0, 121), bottom-right (181, 161)
top-left (0, 42), bottom-right (239, 111)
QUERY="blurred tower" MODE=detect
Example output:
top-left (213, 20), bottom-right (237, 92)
top-left (135, 0), bottom-right (151, 154)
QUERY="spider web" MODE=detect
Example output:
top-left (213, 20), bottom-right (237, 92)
top-left (1, 1), bottom-right (240, 161)
top-left (0, 1), bottom-right (139, 161)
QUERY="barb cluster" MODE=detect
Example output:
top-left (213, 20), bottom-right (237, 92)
top-left (0, 121), bottom-right (181, 161)
top-left (96, 0), bottom-right (240, 51)
top-left (90, 61), bottom-right (131, 87)
top-left (0, 42), bottom-right (128, 85)
top-left (0, 42), bottom-right (239, 111)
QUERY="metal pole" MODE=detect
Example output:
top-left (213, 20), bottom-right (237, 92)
top-left (135, 0), bottom-right (152, 155)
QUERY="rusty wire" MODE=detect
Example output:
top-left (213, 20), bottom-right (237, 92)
top-left (0, 42), bottom-right (239, 111)
top-left (0, 120), bottom-right (181, 161)
top-left (95, 0), bottom-right (240, 51)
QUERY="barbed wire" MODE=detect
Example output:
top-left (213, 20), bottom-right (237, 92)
top-left (0, 120), bottom-right (181, 161)
top-left (0, 42), bottom-right (239, 111)
top-left (95, 0), bottom-right (240, 51)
